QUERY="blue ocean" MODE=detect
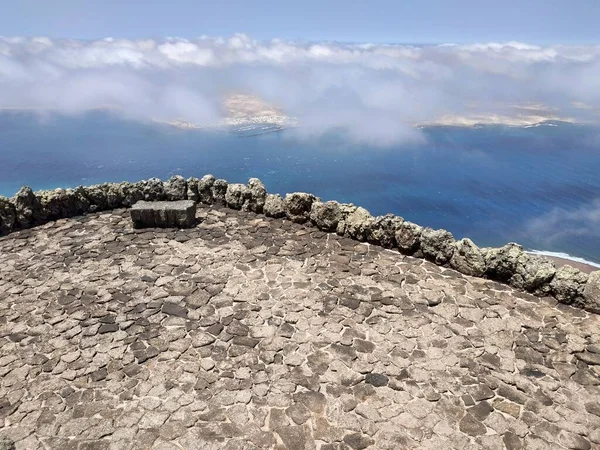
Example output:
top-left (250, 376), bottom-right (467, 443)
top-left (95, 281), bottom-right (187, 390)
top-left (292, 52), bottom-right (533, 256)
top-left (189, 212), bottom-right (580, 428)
top-left (1, 110), bottom-right (599, 264)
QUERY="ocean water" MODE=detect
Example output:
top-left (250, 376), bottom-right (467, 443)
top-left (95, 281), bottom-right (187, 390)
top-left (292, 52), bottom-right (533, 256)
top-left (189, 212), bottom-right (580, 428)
top-left (1, 110), bottom-right (600, 264)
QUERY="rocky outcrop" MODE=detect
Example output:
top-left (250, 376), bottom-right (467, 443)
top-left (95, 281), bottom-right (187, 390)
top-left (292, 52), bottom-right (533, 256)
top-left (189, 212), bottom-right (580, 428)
top-left (395, 221), bottom-right (423, 255)
top-left (284, 193), bottom-right (317, 224)
top-left (509, 253), bottom-right (556, 294)
top-left (310, 201), bottom-right (342, 231)
top-left (83, 184), bottom-right (107, 211)
top-left (0, 196), bottom-right (16, 235)
top-left (186, 177), bottom-right (200, 203)
top-left (420, 228), bottom-right (455, 265)
top-left (335, 203), bottom-right (359, 236)
top-left (551, 265), bottom-right (588, 304)
top-left (119, 182), bottom-right (145, 207)
top-left (246, 178), bottom-right (267, 213)
top-left (36, 187), bottom-right (91, 221)
top-left (583, 271), bottom-right (600, 313)
top-left (367, 214), bottom-right (404, 249)
top-left (85, 183), bottom-right (123, 210)
top-left (225, 184), bottom-right (251, 210)
top-left (450, 238), bottom-right (486, 277)
top-left (142, 178), bottom-right (166, 201)
top-left (264, 194), bottom-right (285, 218)
top-left (164, 176), bottom-right (187, 201)
top-left (483, 244), bottom-right (558, 294)
top-left (484, 243), bottom-right (524, 282)
top-left (105, 183), bottom-right (126, 208)
top-left (12, 186), bottom-right (41, 228)
top-left (198, 175), bottom-right (216, 204)
top-left (211, 179), bottom-right (228, 205)
top-left (344, 207), bottom-right (373, 241)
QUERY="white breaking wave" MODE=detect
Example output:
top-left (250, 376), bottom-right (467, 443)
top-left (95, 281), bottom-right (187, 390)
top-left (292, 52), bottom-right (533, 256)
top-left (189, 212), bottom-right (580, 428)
top-left (527, 250), bottom-right (600, 269)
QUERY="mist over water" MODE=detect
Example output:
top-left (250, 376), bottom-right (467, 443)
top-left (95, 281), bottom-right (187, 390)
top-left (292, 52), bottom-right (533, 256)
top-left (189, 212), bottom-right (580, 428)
top-left (2, 36), bottom-right (600, 145)
top-left (1, 110), bottom-right (599, 263)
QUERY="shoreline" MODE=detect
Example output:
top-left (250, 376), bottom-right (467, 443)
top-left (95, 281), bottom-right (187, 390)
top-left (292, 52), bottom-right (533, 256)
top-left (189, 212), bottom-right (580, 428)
top-left (527, 250), bottom-right (600, 274)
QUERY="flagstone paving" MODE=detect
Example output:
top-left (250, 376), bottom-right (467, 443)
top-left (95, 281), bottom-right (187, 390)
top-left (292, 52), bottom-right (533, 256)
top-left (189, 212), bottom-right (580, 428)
top-left (0, 206), bottom-right (599, 450)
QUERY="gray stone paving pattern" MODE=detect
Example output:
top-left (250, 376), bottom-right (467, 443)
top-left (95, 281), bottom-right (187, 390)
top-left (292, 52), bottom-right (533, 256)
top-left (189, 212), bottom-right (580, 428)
top-left (1, 205), bottom-right (600, 450)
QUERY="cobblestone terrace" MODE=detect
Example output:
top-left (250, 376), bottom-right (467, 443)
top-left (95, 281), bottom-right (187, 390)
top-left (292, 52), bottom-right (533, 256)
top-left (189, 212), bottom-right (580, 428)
top-left (0, 206), bottom-right (599, 450)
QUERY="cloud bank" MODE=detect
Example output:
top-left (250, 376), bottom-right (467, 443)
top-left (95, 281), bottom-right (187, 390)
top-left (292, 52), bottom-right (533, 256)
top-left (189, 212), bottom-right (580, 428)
top-left (1, 34), bottom-right (600, 144)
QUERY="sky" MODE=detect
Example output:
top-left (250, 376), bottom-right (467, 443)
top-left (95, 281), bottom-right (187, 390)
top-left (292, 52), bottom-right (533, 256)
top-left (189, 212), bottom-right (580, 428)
top-left (1, 0), bottom-right (599, 44)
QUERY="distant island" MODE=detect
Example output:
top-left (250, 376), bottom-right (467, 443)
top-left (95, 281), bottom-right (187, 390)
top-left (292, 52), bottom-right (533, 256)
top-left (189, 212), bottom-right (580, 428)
top-left (162, 93), bottom-right (297, 133)
top-left (160, 94), bottom-right (583, 132)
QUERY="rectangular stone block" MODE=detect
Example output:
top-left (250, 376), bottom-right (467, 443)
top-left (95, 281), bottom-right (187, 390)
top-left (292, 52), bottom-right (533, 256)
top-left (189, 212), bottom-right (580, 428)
top-left (130, 200), bottom-right (196, 228)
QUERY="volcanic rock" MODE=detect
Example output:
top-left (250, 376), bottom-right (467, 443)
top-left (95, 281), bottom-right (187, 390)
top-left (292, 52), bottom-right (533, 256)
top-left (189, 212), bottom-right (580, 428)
top-left (0, 196), bottom-right (16, 235)
top-left (450, 238), bottom-right (486, 276)
top-left (395, 220), bottom-right (423, 255)
top-left (420, 227), bottom-right (455, 265)
top-left (246, 178), bottom-right (267, 213)
top-left (284, 192), bottom-right (318, 224)
top-left (310, 201), bottom-right (342, 231)
top-left (264, 194), bottom-right (286, 218)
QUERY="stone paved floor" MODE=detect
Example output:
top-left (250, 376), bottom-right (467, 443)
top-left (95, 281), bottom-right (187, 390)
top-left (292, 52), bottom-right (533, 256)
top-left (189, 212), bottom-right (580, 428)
top-left (1, 206), bottom-right (600, 450)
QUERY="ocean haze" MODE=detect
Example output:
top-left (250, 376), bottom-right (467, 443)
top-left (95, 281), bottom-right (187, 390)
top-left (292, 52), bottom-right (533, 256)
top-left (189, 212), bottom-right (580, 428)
top-left (1, 110), bottom-right (599, 264)
top-left (1, 36), bottom-right (600, 146)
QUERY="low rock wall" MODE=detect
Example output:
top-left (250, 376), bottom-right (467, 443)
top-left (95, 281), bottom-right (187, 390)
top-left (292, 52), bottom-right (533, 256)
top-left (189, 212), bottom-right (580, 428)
top-left (1, 174), bottom-right (598, 313)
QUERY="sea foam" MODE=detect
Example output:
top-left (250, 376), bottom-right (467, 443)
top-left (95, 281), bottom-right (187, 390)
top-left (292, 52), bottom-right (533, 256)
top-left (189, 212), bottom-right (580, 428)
top-left (528, 250), bottom-right (600, 269)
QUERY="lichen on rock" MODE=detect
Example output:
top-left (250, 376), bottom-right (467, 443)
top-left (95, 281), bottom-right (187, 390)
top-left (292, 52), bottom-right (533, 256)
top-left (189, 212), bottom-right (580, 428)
top-left (186, 177), bottom-right (200, 203)
top-left (164, 175), bottom-right (187, 201)
top-left (284, 192), bottom-right (318, 223)
top-left (106, 183), bottom-right (126, 208)
top-left (483, 243), bottom-right (524, 282)
top-left (225, 183), bottom-right (251, 210)
top-left (12, 186), bottom-right (41, 228)
top-left (335, 203), bottom-right (359, 236)
top-left (420, 227), bottom-right (455, 265)
top-left (551, 265), bottom-right (588, 304)
top-left (198, 174), bottom-right (216, 204)
top-left (246, 178), bottom-right (267, 213)
top-left (310, 200), bottom-right (342, 231)
top-left (211, 179), bottom-right (228, 205)
top-left (35, 186), bottom-right (91, 220)
top-left (509, 253), bottom-right (556, 295)
top-left (366, 214), bottom-right (404, 249)
top-left (395, 220), bottom-right (423, 255)
top-left (450, 238), bottom-right (486, 277)
top-left (344, 206), bottom-right (373, 241)
top-left (0, 196), bottom-right (16, 235)
top-left (264, 194), bottom-right (285, 218)
top-left (142, 178), bottom-right (166, 201)
top-left (119, 181), bottom-right (145, 207)
top-left (583, 271), bottom-right (600, 313)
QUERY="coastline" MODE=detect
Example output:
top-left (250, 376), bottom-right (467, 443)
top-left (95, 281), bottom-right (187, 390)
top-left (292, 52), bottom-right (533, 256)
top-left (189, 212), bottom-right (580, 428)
top-left (527, 250), bottom-right (600, 274)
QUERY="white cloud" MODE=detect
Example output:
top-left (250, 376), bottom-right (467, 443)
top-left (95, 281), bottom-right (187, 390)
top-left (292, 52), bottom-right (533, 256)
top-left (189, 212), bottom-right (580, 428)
top-left (525, 199), bottom-right (600, 244)
top-left (0, 35), bottom-right (599, 145)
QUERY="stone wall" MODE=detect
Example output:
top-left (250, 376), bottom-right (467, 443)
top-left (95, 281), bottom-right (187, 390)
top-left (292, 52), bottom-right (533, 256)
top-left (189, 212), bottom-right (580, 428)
top-left (1, 175), bottom-right (598, 313)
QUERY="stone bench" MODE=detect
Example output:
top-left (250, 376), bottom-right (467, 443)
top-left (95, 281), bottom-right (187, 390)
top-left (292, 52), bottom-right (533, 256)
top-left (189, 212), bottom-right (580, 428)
top-left (130, 200), bottom-right (196, 229)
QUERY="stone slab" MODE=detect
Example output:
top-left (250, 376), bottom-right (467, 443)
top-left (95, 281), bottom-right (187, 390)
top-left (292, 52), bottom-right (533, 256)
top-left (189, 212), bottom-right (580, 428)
top-left (130, 200), bottom-right (196, 228)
